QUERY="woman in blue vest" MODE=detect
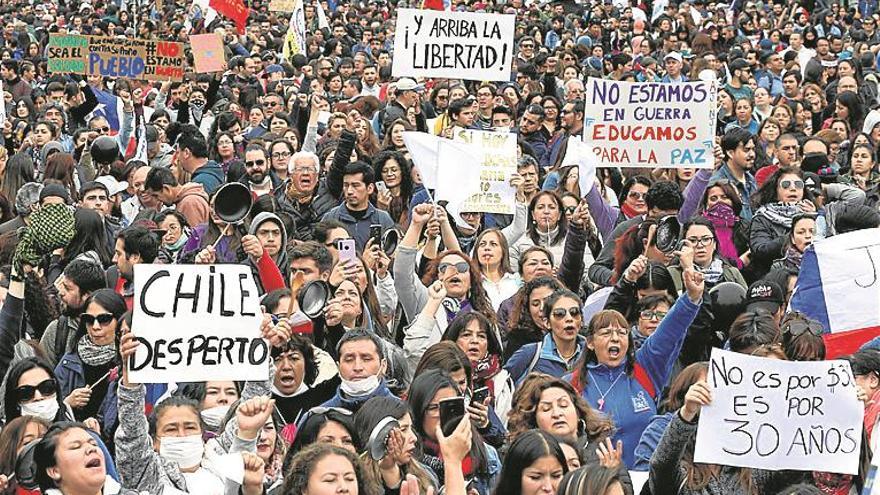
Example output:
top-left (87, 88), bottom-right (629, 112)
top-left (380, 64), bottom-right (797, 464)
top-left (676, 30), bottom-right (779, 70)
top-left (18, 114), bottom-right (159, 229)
top-left (568, 264), bottom-right (704, 468)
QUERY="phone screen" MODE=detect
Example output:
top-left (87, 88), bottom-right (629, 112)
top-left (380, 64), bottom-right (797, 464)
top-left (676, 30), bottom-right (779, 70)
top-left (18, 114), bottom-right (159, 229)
top-left (439, 397), bottom-right (465, 437)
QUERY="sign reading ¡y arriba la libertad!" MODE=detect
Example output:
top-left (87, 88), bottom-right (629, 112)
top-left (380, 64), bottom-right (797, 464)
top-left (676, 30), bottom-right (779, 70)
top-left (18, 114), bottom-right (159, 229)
top-left (128, 264), bottom-right (268, 383)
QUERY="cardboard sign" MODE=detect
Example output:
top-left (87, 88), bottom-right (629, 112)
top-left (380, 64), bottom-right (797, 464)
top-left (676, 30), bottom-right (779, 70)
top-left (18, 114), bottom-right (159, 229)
top-left (451, 128), bottom-right (516, 215)
top-left (694, 348), bottom-right (863, 475)
top-left (391, 9), bottom-right (515, 81)
top-left (582, 79), bottom-right (716, 168)
top-left (129, 264), bottom-right (269, 383)
top-left (269, 0), bottom-right (296, 11)
top-left (47, 34), bottom-right (185, 81)
top-left (190, 34), bottom-right (226, 73)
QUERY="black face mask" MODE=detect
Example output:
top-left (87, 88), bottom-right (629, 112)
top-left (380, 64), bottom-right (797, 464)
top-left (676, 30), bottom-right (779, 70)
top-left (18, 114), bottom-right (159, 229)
top-left (801, 152), bottom-right (829, 173)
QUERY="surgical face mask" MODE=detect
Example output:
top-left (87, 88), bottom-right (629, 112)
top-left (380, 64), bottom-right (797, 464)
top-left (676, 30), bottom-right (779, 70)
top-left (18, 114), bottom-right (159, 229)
top-left (19, 397), bottom-right (59, 421)
top-left (159, 435), bottom-right (204, 470)
top-left (339, 374), bottom-right (380, 397)
top-left (200, 405), bottom-right (230, 430)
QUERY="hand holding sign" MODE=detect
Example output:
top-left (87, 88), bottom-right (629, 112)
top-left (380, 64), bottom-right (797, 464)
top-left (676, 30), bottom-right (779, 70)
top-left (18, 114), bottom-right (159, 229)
top-left (681, 380), bottom-right (712, 422)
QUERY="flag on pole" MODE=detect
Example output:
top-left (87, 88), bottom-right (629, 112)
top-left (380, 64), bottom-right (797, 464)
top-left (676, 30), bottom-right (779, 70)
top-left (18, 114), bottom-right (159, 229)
top-left (88, 86), bottom-right (125, 133)
top-left (209, 0), bottom-right (249, 34)
top-left (283, 0), bottom-right (307, 61)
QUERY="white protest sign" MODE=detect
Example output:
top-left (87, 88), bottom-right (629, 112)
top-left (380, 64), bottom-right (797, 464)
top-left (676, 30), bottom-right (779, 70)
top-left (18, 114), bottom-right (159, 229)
top-left (129, 264), bottom-right (269, 383)
top-left (391, 9), bottom-right (515, 81)
top-left (694, 348), bottom-right (863, 474)
top-left (402, 131), bottom-right (442, 190)
top-left (436, 138), bottom-right (483, 229)
top-left (582, 79), bottom-right (716, 168)
top-left (452, 128), bottom-right (516, 215)
top-left (560, 137), bottom-right (597, 196)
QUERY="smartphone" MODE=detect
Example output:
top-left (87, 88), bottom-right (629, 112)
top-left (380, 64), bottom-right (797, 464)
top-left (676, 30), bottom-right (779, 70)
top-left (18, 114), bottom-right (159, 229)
top-left (439, 396), bottom-right (466, 437)
top-left (375, 180), bottom-right (388, 194)
top-left (337, 239), bottom-right (357, 263)
top-left (280, 78), bottom-right (296, 87)
top-left (472, 386), bottom-right (490, 405)
top-left (369, 224), bottom-right (383, 248)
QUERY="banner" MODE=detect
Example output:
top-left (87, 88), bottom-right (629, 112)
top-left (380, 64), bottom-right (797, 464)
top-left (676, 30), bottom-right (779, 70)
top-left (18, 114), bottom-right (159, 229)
top-left (47, 34), bottom-right (185, 81)
top-left (391, 9), bottom-right (514, 81)
top-left (694, 348), bottom-right (863, 475)
top-left (129, 264), bottom-right (269, 383)
top-left (269, 0), bottom-right (295, 11)
top-left (790, 228), bottom-right (880, 357)
top-left (451, 128), bottom-right (516, 215)
top-left (209, 0), bottom-right (249, 34)
top-left (402, 131), bottom-right (442, 189)
top-left (582, 79), bottom-right (716, 168)
top-left (190, 34), bottom-right (226, 73)
top-left (283, 0), bottom-right (307, 61)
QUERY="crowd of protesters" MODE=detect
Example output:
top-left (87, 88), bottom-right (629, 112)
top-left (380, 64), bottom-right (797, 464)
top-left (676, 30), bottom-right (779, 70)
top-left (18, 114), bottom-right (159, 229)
top-left (1, 0), bottom-right (880, 493)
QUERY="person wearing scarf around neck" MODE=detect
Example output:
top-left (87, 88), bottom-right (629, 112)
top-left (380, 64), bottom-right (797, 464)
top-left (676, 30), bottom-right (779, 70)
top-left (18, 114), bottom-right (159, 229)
top-left (771, 213), bottom-right (816, 272)
top-left (55, 289), bottom-right (126, 439)
top-left (749, 166), bottom-right (817, 280)
top-left (700, 179), bottom-right (751, 270)
top-left (395, 203), bottom-right (498, 373)
top-left (407, 369), bottom-right (500, 495)
top-left (666, 218), bottom-right (747, 294)
top-left (569, 252), bottom-right (704, 469)
top-left (441, 312), bottom-right (514, 428)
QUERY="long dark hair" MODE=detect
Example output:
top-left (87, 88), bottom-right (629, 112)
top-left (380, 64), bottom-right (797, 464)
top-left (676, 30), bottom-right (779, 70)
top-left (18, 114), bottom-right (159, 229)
top-left (441, 312), bottom-right (503, 359)
top-left (75, 289), bottom-right (126, 348)
top-left (372, 150), bottom-right (413, 223)
top-left (526, 190), bottom-right (567, 245)
top-left (493, 430), bottom-right (568, 495)
top-left (508, 276), bottom-right (564, 334)
top-left (62, 208), bottom-right (112, 267)
top-left (751, 166), bottom-right (814, 209)
top-left (3, 358), bottom-right (67, 423)
top-left (422, 250), bottom-right (497, 325)
top-left (283, 408), bottom-right (359, 474)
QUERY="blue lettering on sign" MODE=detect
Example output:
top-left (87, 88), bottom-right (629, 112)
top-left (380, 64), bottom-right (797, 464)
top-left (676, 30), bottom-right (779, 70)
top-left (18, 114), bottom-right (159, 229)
top-left (670, 148), bottom-right (706, 165)
top-left (88, 53), bottom-right (146, 78)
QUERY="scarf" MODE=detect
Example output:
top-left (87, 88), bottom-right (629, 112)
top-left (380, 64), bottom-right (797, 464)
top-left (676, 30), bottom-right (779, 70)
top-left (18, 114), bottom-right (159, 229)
top-left (697, 258), bottom-right (725, 284)
top-left (755, 202), bottom-right (803, 228)
top-left (812, 471), bottom-right (853, 495)
top-left (783, 244), bottom-right (804, 269)
top-left (443, 298), bottom-right (473, 324)
top-left (472, 354), bottom-right (501, 393)
top-left (421, 438), bottom-right (475, 481)
top-left (620, 201), bottom-right (642, 219)
top-left (703, 203), bottom-right (741, 268)
top-left (77, 334), bottom-right (116, 366)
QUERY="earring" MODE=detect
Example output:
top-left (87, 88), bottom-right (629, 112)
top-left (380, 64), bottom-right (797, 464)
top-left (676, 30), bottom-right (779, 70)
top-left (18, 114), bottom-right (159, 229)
top-left (578, 418), bottom-right (587, 435)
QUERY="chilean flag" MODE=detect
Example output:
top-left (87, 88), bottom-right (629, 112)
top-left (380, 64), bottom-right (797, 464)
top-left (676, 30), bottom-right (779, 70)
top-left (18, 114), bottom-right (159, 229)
top-left (88, 86), bottom-right (124, 133)
top-left (789, 228), bottom-right (880, 358)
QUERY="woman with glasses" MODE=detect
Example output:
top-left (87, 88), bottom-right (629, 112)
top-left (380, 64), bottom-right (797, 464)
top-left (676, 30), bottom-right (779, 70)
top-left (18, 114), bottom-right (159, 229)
top-left (505, 289), bottom-right (588, 384)
top-left (372, 150), bottom-right (413, 227)
top-left (155, 210), bottom-right (191, 264)
top-left (749, 166), bottom-right (816, 280)
top-left (668, 217), bottom-right (747, 294)
top-left (542, 96), bottom-right (562, 135)
top-left (54, 290), bottom-right (125, 434)
top-left (3, 358), bottom-right (73, 424)
top-left (569, 266), bottom-right (704, 468)
top-left (584, 175), bottom-right (652, 242)
top-left (629, 294), bottom-right (674, 352)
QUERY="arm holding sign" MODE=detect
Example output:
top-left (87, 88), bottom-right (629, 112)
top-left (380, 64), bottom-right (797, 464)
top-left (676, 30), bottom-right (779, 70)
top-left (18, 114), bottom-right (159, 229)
top-left (584, 184), bottom-right (620, 242)
top-left (677, 169), bottom-right (713, 224)
top-left (647, 382), bottom-right (709, 493)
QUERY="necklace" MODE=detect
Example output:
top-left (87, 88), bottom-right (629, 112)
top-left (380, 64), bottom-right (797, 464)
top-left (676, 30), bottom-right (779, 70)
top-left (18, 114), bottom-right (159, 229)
top-left (588, 370), bottom-right (625, 411)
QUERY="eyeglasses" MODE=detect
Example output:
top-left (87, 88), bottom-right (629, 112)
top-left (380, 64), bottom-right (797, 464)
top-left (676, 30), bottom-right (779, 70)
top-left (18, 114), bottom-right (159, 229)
top-left (15, 379), bottom-right (57, 402)
top-left (81, 313), bottom-right (115, 326)
top-left (272, 151), bottom-right (291, 160)
top-left (551, 307), bottom-right (582, 319)
top-left (594, 327), bottom-right (628, 339)
top-left (91, 126), bottom-right (110, 134)
top-left (783, 319), bottom-right (824, 337)
top-left (780, 179), bottom-right (804, 190)
top-left (439, 262), bottom-right (469, 274)
top-left (639, 310), bottom-right (668, 321)
top-left (245, 159), bottom-right (266, 168)
top-left (627, 191), bottom-right (646, 200)
top-left (685, 235), bottom-right (714, 246)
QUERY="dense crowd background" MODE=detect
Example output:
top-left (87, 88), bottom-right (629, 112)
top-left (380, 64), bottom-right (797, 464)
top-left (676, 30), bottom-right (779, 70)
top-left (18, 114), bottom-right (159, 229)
top-left (2, 0), bottom-right (880, 493)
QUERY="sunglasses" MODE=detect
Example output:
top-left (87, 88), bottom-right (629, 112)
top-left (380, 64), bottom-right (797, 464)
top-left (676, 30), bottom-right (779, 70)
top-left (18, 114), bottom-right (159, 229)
top-left (551, 307), bottom-right (582, 319)
top-left (780, 179), bottom-right (804, 190)
top-left (564, 206), bottom-right (577, 215)
top-left (783, 320), bottom-right (823, 337)
top-left (91, 126), bottom-right (110, 134)
top-left (82, 313), bottom-right (115, 326)
top-left (439, 262), bottom-right (469, 274)
top-left (245, 159), bottom-right (266, 168)
top-left (15, 379), bottom-right (57, 402)
top-left (627, 190), bottom-right (646, 200)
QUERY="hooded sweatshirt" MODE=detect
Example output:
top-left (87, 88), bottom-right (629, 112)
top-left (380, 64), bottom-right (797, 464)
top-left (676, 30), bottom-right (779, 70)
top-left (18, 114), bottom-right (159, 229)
top-left (248, 212), bottom-right (290, 290)
top-left (191, 160), bottom-right (226, 195)
top-left (175, 183), bottom-right (211, 228)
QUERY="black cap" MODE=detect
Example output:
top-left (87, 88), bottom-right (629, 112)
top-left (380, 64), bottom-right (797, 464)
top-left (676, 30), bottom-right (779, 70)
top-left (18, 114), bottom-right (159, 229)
top-left (39, 183), bottom-right (70, 204)
top-left (746, 281), bottom-right (784, 314)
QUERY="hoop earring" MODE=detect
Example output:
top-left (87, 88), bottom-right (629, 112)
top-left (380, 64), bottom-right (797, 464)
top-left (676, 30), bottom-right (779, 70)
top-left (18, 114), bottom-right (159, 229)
top-left (578, 418), bottom-right (587, 435)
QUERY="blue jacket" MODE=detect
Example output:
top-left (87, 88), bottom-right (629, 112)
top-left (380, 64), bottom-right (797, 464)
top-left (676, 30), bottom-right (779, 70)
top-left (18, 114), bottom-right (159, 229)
top-left (54, 353), bottom-right (119, 436)
top-left (191, 160), bottom-right (225, 195)
top-left (321, 379), bottom-right (395, 414)
top-left (570, 293), bottom-right (699, 468)
top-left (504, 332), bottom-right (586, 385)
top-left (632, 412), bottom-right (673, 471)
top-left (321, 202), bottom-right (396, 252)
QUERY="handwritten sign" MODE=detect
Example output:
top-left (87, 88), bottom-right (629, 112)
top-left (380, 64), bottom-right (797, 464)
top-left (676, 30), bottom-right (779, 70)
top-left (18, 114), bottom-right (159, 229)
top-left (452, 128), bottom-right (516, 215)
top-left (47, 34), bottom-right (185, 81)
top-left (190, 34), bottom-right (226, 73)
top-left (129, 264), bottom-right (269, 383)
top-left (391, 9), bottom-right (514, 81)
top-left (269, 0), bottom-right (296, 11)
top-left (694, 348), bottom-right (863, 474)
top-left (283, 0), bottom-right (306, 61)
top-left (582, 79), bottom-right (716, 168)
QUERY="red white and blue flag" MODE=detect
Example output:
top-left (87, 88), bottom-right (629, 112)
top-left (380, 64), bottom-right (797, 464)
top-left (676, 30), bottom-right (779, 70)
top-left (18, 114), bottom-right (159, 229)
top-left (790, 228), bottom-right (880, 358)
top-left (87, 86), bottom-right (124, 133)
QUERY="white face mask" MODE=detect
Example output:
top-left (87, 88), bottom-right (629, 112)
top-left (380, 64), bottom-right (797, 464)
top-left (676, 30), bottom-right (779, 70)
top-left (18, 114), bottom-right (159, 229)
top-left (20, 397), bottom-right (60, 421)
top-left (159, 435), bottom-right (204, 470)
top-left (200, 405), bottom-right (230, 430)
top-left (339, 374), bottom-right (380, 397)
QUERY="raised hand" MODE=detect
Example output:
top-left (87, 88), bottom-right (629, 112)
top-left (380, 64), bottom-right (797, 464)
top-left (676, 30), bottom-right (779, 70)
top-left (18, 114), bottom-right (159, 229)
top-left (596, 438), bottom-right (623, 469)
top-left (241, 452), bottom-right (266, 495)
top-left (681, 380), bottom-right (712, 422)
top-left (623, 255), bottom-right (649, 283)
top-left (237, 396), bottom-right (275, 440)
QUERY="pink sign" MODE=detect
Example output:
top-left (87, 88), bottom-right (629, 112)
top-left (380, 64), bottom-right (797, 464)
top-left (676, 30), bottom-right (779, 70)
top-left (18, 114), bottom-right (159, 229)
top-left (190, 34), bottom-right (226, 73)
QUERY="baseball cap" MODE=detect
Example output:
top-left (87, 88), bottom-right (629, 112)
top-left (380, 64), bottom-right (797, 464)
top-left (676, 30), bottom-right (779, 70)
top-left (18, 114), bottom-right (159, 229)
top-left (664, 51), bottom-right (683, 63)
top-left (95, 175), bottom-right (129, 197)
top-left (395, 78), bottom-right (419, 92)
top-left (745, 281), bottom-right (784, 314)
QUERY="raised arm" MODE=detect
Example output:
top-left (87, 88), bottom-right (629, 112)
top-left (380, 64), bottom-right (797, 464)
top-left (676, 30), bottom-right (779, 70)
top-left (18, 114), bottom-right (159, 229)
top-left (392, 204), bottom-right (434, 320)
top-left (0, 267), bottom-right (25, 379)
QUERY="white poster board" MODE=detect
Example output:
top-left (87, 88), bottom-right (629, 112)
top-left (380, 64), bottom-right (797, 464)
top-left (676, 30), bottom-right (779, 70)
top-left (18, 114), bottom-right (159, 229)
top-left (582, 79), bottom-right (716, 168)
top-left (694, 348), bottom-right (863, 475)
top-left (391, 9), bottom-right (514, 81)
top-left (129, 264), bottom-right (269, 383)
top-left (452, 128), bottom-right (516, 215)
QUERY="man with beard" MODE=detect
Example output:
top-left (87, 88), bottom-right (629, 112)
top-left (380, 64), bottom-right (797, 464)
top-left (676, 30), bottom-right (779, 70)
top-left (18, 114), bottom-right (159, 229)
top-left (40, 259), bottom-right (106, 366)
top-left (110, 226), bottom-right (160, 309)
top-left (713, 128), bottom-right (758, 220)
top-left (724, 59), bottom-right (754, 102)
top-left (277, 151), bottom-right (337, 240)
top-left (243, 144), bottom-right (277, 197)
top-left (321, 161), bottom-right (395, 251)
